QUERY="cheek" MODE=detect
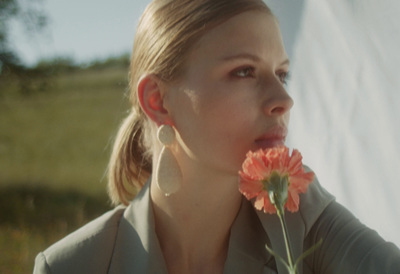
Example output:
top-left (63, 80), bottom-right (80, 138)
top-left (198, 82), bottom-right (257, 120)
top-left (167, 87), bottom-right (200, 126)
top-left (197, 98), bottom-right (257, 156)
top-left (170, 81), bottom-right (258, 155)
top-left (194, 82), bottom-right (259, 140)
top-left (175, 94), bottom-right (250, 148)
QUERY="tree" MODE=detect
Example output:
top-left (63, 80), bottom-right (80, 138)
top-left (0, 0), bottom-right (47, 74)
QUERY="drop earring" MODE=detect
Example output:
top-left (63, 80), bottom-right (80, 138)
top-left (156, 124), bottom-right (182, 196)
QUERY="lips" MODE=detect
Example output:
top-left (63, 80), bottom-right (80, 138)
top-left (255, 126), bottom-right (288, 149)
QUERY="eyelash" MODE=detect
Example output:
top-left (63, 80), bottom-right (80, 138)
top-left (278, 71), bottom-right (291, 85)
top-left (231, 66), bottom-right (256, 78)
top-left (230, 66), bottom-right (291, 85)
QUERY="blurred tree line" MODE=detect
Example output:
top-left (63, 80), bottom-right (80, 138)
top-left (0, 0), bottom-right (47, 74)
top-left (1, 0), bottom-right (49, 95)
top-left (0, 53), bottom-right (130, 96)
top-left (0, 0), bottom-right (130, 96)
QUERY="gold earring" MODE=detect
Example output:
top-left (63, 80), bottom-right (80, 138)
top-left (156, 125), bottom-right (182, 196)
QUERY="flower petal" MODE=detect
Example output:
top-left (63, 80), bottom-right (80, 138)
top-left (239, 175), bottom-right (263, 200)
top-left (239, 146), bottom-right (314, 214)
top-left (243, 155), bottom-right (268, 179)
top-left (286, 189), bottom-right (300, 213)
top-left (254, 192), bottom-right (267, 211)
top-left (288, 149), bottom-right (303, 173)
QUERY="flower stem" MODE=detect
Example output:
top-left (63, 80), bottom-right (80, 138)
top-left (277, 209), bottom-right (296, 273)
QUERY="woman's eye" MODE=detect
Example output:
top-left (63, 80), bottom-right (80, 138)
top-left (278, 71), bottom-right (290, 85)
top-left (231, 66), bottom-right (256, 78)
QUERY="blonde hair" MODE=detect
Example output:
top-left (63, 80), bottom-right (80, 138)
top-left (108, 0), bottom-right (272, 205)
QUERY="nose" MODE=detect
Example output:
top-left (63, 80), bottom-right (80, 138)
top-left (262, 81), bottom-right (294, 116)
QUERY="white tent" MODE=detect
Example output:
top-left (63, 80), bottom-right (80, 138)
top-left (267, 0), bottom-right (400, 247)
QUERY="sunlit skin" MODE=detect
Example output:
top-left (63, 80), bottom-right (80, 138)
top-left (141, 10), bottom-right (294, 274)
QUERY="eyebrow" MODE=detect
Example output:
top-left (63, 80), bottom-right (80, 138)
top-left (220, 53), bottom-right (261, 62)
top-left (219, 53), bottom-right (290, 66)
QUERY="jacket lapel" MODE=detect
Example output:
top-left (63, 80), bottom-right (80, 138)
top-left (224, 198), bottom-right (278, 274)
top-left (108, 182), bottom-right (168, 273)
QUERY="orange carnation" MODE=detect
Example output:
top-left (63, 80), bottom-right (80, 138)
top-left (239, 146), bottom-right (314, 214)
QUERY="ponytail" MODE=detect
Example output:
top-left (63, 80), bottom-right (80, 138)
top-left (107, 110), bottom-right (152, 205)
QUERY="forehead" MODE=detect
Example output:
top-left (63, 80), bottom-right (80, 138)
top-left (188, 10), bottom-right (286, 63)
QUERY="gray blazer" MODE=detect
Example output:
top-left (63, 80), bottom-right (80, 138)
top-left (34, 178), bottom-right (400, 273)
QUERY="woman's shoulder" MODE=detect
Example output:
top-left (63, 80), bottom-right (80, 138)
top-left (34, 206), bottom-right (126, 274)
top-left (305, 199), bottom-right (400, 273)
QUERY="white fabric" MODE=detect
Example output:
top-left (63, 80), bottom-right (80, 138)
top-left (266, 0), bottom-right (400, 247)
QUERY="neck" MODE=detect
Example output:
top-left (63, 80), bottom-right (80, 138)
top-left (151, 167), bottom-right (242, 274)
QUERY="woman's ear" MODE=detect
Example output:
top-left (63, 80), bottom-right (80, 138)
top-left (137, 74), bottom-right (172, 126)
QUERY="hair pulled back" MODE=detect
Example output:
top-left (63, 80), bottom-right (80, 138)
top-left (108, 0), bottom-right (271, 205)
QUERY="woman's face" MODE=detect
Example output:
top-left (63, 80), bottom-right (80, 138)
top-left (164, 10), bottom-right (293, 176)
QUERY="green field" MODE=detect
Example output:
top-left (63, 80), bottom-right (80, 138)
top-left (0, 63), bottom-right (130, 273)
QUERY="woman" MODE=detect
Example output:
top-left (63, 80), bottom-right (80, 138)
top-left (34, 0), bottom-right (400, 273)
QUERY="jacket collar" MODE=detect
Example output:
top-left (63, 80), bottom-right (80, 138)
top-left (108, 176), bottom-right (334, 274)
top-left (224, 197), bottom-right (278, 273)
top-left (108, 181), bottom-right (168, 273)
top-left (108, 181), bottom-right (278, 273)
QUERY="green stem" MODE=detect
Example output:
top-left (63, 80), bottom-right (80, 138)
top-left (277, 209), bottom-right (296, 273)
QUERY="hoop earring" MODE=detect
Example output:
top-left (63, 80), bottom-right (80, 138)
top-left (156, 125), bottom-right (182, 196)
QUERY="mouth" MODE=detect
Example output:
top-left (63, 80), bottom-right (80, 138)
top-left (254, 126), bottom-right (288, 150)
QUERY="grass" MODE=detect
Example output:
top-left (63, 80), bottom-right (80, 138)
top-left (0, 186), bottom-right (112, 273)
top-left (0, 66), bottom-right (130, 193)
top-left (0, 65), bottom-right (130, 273)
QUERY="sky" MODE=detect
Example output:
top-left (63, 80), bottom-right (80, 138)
top-left (11, 0), bottom-right (303, 66)
top-left (11, 0), bottom-right (151, 65)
